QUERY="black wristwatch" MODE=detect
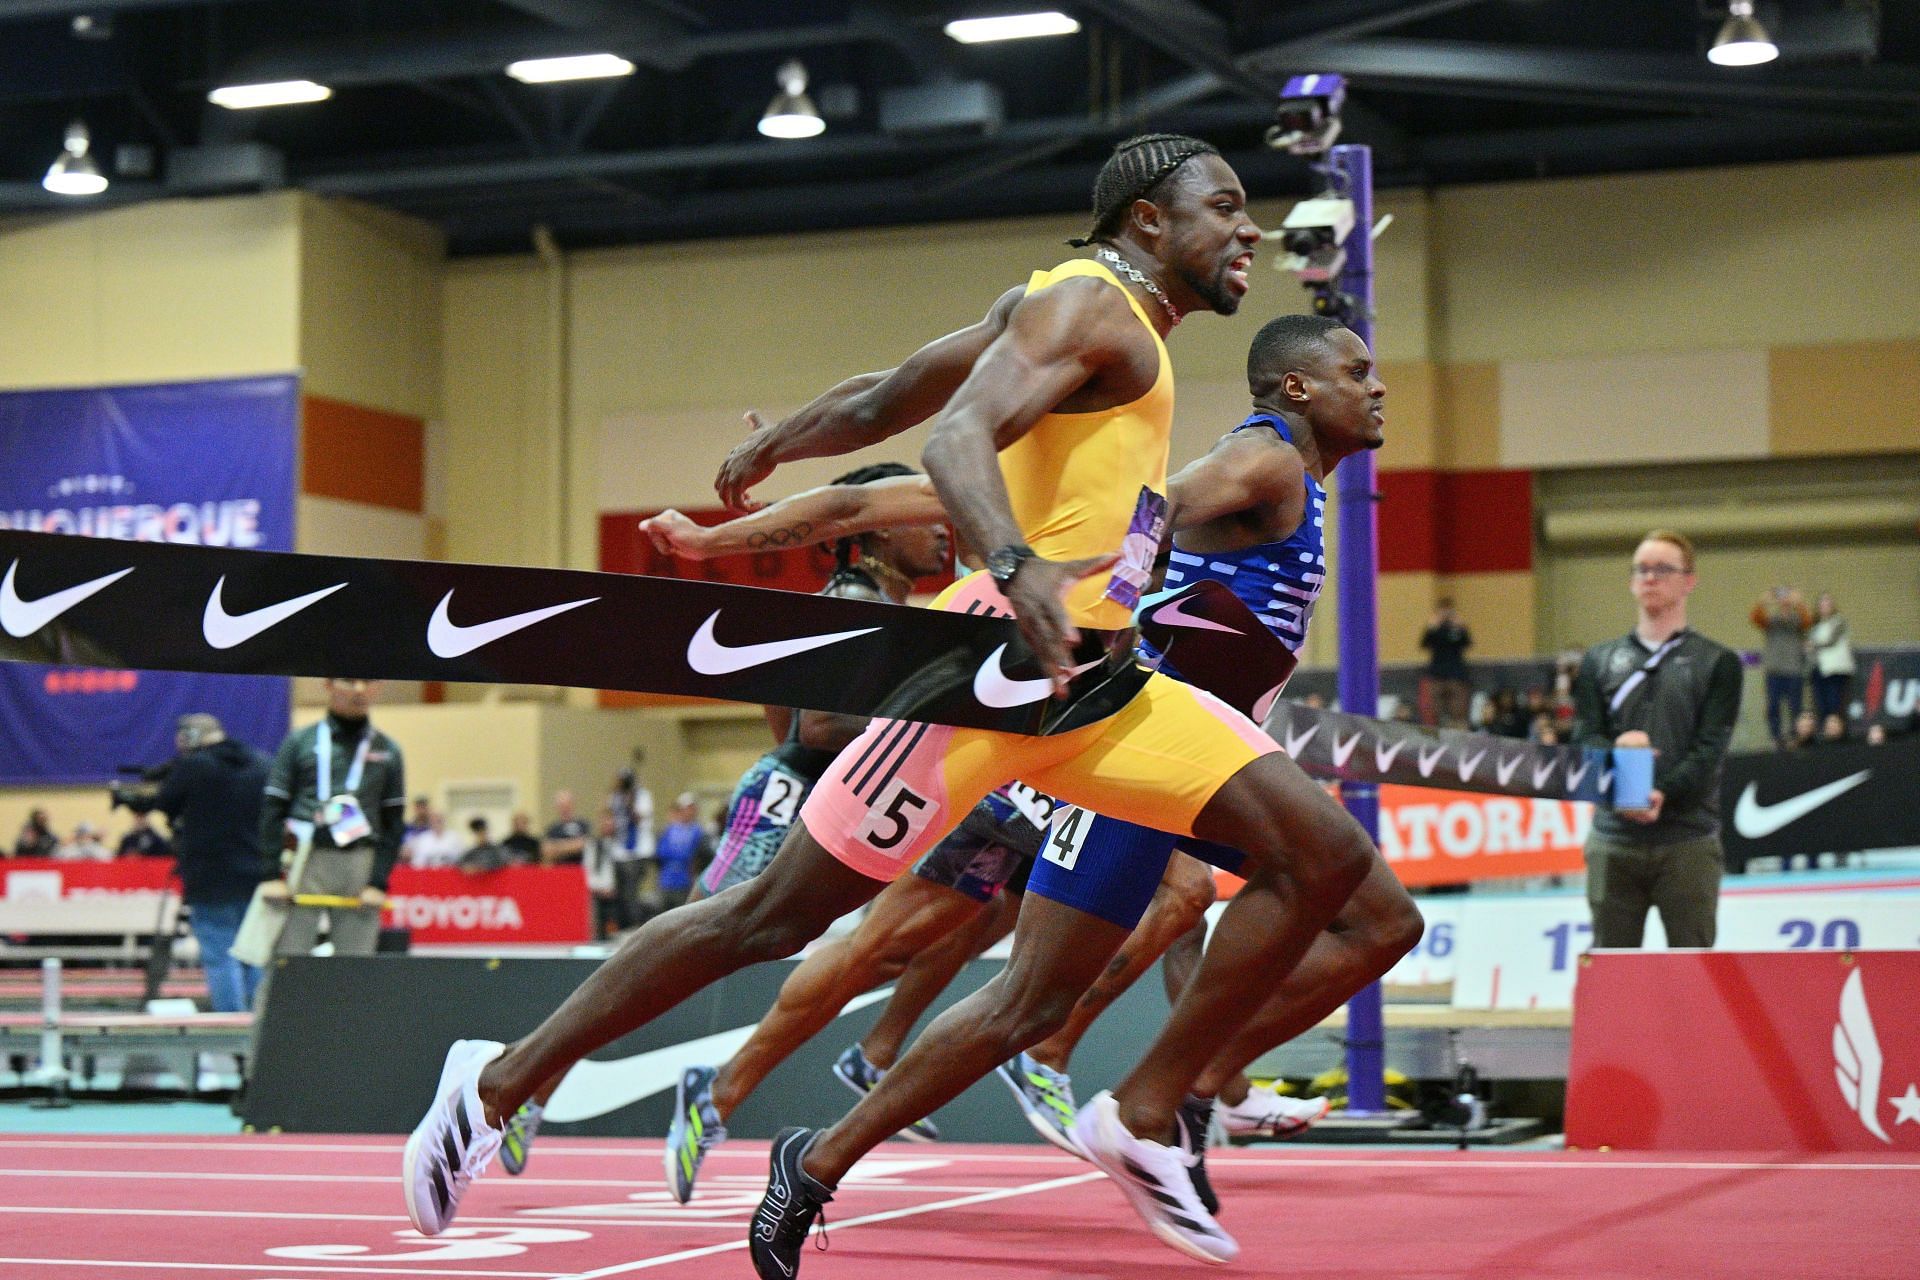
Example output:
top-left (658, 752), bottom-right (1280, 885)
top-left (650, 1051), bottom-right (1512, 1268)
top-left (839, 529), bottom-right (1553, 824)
top-left (986, 543), bottom-right (1035, 589)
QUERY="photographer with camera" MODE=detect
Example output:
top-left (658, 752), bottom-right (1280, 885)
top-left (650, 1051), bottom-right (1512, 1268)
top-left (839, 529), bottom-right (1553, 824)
top-left (114, 713), bottom-right (271, 1012)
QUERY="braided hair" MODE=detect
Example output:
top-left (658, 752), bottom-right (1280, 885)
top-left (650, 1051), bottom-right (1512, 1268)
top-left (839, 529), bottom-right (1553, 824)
top-left (827, 461), bottom-right (919, 580)
top-left (1068, 133), bottom-right (1222, 248)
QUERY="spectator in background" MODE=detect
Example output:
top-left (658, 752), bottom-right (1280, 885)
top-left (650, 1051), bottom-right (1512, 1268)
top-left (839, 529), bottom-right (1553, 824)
top-left (1786, 710), bottom-right (1819, 751)
top-left (1573, 530), bottom-right (1741, 949)
top-left (257, 677), bottom-right (407, 958)
top-left (13, 808), bottom-right (57, 858)
top-left (582, 812), bottom-right (625, 939)
top-left (1420, 597), bottom-right (1474, 728)
top-left (115, 712), bottom-right (270, 1012)
top-left (606, 766), bottom-right (655, 863)
top-left (457, 816), bottom-right (512, 876)
top-left (1751, 585), bottom-right (1812, 746)
top-left (1530, 714), bottom-right (1561, 747)
top-left (1806, 593), bottom-right (1855, 722)
top-left (650, 792), bottom-right (712, 918)
top-left (501, 813), bottom-right (541, 865)
top-left (541, 790), bottom-right (590, 865)
top-left (1486, 689), bottom-right (1528, 738)
top-left (56, 822), bottom-right (112, 861)
top-left (408, 811), bottom-right (464, 869)
top-left (403, 795), bottom-right (433, 843)
top-left (117, 811), bottom-right (171, 858)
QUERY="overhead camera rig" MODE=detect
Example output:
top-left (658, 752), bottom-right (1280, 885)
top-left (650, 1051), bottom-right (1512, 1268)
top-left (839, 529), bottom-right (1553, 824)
top-left (1266, 74), bottom-right (1371, 327)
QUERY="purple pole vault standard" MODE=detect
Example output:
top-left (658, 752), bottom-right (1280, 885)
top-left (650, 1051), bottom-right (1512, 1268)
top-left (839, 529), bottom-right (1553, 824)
top-left (1330, 143), bottom-right (1389, 1115)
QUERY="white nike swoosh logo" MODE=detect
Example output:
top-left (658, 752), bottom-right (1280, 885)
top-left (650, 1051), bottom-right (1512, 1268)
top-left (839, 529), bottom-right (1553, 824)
top-left (1149, 595), bottom-right (1242, 634)
top-left (0, 560), bottom-right (133, 638)
top-left (1282, 721), bottom-right (1320, 757)
top-left (542, 988), bottom-right (895, 1123)
top-left (1374, 738), bottom-right (1407, 772)
top-left (427, 590), bottom-right (599, 658)
top-left (202, 576), bottom-right (347, 650)
top-left (1495, 754), bottom-right (1524, 786)
top-left (972, 644), bottom-right (1101, 708)
top-left (1331, 730), bottom-right (1363, 770)
top-left (685, 610), bottom-right (879, 675)
top-left (1417, 744), bottom-right (1447, 777)
top-left (1734, 770), bottom-right (1871, 839)
top-left (1456, 748), bottom-right (1487, 783)
top-left (1531, 758), bottom-right (1560, 790)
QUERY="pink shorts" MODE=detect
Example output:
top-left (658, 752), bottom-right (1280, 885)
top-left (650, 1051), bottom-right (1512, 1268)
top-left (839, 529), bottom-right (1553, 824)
top-left (801, 573), bottom-right (1277, 882)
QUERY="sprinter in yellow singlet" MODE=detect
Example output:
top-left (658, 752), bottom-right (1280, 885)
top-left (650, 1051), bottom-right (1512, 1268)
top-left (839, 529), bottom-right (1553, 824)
top-left (399, 136), bottom-right (1377, 1273)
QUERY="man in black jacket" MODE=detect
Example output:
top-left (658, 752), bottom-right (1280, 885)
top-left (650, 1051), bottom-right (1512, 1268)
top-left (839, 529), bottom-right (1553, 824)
top-left (1572, 530), bottom-right (1742, 947)
top-left (117, 713), bottom-right (270, 1011)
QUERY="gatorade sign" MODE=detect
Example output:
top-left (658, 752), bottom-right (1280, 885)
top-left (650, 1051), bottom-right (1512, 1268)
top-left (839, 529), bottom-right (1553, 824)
top-left (1378, 785), bottom-right (1591, 887)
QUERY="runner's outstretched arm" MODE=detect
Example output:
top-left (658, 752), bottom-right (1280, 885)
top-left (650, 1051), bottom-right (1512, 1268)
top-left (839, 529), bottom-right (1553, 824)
top-left (642, 475), bottom-right (944, 560)
top-left (715, 287), bottom-right (1023, 509)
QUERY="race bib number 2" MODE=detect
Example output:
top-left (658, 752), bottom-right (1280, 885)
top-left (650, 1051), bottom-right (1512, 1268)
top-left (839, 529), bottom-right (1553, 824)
top-left (759, 768), bottom-right (805, 827)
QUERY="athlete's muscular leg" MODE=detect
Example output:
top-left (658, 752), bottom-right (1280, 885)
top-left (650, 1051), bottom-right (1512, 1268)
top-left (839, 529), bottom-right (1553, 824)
top-left (804, 894), bottom-right (1131, 1186)
top-left (1109, 752), bottom-right (1373, 1143)
top-left (709, 875), bottom-right (984, 1120)
top-left (1025, 853), bottom-right (1214, 1074)
top-left (1161, 915), bottom-right (1206, 1003)
top-left (475, 823), bottom-right (883, 1127)
top-left (862, 886), bottom-right (1019, 1070)
top-left (1192, 851), bottom-right (1421, 1097)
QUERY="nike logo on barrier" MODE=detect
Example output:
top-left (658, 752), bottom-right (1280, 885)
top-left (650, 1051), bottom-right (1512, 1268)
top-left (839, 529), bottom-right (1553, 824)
top-left (972, 644), bottom-right (1101, 708)
top-left (1417, 744), bottom-right (1447, 777)
top-left (1834, 968), bottom-right (1891, 1143)
top-left (1282, 722), bottom-right (1320, 757)
top-left (1149, 596), bottom-right (1242, 634)
top-left (202, 576), bottom-right (346, 650)
top-left (1733, 771), bottom-right (1871, 839)
top-left (686, 610), bottom-right (879, 675)
top-left (427, 590), bottom-right (599, 659)
top-left (0, 560), bottom-right (132, 638)
top-left (1456, 748), bottom-right (1487, 784)
top-left (1374, 738), bottom-right (1407, 772)
top-left (1331, 730), bottom-right (1363, 770)
top-left (1566, 756), bottom-right (1592, 791)
top-left (1495, 754), bottom-right (1524, 787)
top-left (542, 988), bottom-right (895, 1123)
top-left (1531, 758), bottom-right (1560, 790)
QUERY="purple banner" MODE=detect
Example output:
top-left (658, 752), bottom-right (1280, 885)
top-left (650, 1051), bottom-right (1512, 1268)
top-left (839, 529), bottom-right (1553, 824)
top-left (0, 376), bottom-right (298, 783)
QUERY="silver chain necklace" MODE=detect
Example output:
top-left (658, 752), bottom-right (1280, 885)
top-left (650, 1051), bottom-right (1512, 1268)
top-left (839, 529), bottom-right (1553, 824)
top-left (1095, 247), bottom-right (1180, 327)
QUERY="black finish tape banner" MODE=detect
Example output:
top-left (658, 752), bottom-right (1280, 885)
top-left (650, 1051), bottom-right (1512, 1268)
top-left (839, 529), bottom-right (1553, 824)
top-left (0, 530), bottom-right (1135, 735)
top-left (1719, 735), bottom-right (1920, 869)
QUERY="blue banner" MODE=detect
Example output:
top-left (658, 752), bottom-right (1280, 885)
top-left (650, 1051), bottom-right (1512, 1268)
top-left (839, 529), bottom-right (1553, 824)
top-left (0, 376), bottom-right (298, 783)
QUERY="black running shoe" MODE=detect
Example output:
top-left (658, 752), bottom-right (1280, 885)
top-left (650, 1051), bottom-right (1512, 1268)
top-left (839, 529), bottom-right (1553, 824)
top-left (750, 1126), bottom-right (835, 1280)
top-left (1176, 1094), bottom-right (1221, 1217)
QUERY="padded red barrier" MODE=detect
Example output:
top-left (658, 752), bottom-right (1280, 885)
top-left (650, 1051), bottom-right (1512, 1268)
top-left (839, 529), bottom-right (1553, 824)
top-left (1568, 949), bottom-right (1920, 1152)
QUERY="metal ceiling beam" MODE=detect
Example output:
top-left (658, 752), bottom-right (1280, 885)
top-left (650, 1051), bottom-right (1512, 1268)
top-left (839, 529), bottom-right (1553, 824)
top-left (0, 0), bottom-right (260, 19)
top-left (301, 96), bottom-right (1277, 199)
top-left (1422, 112), bottom-right (1920, 172)
top-left (1245, 38), bottom-right (1920, 117)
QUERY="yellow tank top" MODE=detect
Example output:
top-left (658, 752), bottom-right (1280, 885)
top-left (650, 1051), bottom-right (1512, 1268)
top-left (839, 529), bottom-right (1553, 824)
top-left (999, 258), bottom-right (1174, 630)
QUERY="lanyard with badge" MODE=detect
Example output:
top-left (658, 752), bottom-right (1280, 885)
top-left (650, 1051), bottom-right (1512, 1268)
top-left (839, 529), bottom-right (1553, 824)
top-left (315, 719), bottom-right (375, 846)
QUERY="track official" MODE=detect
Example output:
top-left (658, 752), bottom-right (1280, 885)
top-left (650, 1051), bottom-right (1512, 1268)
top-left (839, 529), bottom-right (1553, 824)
top-left (258, 678), bottom-right (407, 956)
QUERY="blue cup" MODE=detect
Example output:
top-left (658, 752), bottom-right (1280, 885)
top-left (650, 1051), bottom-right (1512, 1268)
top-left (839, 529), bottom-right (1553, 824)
top-left (1611, 746), bottom-right (1654, 811)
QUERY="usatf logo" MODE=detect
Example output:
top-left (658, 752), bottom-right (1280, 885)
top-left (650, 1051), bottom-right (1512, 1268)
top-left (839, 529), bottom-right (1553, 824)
top-left (1833, 967), bottom-right (1920, 1144)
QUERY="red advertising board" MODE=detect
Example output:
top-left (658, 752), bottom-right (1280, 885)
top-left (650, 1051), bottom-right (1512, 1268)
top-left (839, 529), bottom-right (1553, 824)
top-left (1568, 950), bottom-right (1920, 1152)
top-left (1377, 785), bottom-right (1590, 887)
top-left (1, 860), bottom-right (590, 946)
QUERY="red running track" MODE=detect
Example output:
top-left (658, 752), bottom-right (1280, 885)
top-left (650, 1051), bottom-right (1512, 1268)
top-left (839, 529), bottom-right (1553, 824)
top-left (0, 1134), bottom-right (1911, 1279)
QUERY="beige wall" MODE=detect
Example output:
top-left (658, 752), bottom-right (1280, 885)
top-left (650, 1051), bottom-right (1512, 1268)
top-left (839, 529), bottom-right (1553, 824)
top-left (0, 194), bottom-right (300, 391)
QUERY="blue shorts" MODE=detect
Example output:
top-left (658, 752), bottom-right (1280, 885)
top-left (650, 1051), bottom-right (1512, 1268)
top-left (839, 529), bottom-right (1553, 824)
top-left (1026, 807), bottom-right (1246, 929)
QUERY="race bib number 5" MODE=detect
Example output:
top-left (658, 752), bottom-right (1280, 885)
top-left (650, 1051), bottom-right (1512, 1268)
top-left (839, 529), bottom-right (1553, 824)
top-left (855, 779), bottom-right (937, 855)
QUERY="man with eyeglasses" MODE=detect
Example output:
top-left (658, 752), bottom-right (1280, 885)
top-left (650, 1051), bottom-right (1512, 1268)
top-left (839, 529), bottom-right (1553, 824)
top-left (1571, 530), bottom-right (1742, 947)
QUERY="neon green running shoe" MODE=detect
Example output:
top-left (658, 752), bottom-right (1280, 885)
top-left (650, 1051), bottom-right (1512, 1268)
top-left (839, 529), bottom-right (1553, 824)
top-left (664, 1065), bottom-right (728, 1204)
top-left (995, 1051), bottom-right (1083, 1156)
top-left (499, 1101), bottom-right (542, 1176)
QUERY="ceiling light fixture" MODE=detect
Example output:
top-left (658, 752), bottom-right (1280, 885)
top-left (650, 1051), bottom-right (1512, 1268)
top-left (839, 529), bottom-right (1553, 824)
top-left (1708, 0), bottom-right (1779, 67)
top-left (944, 11), bottom-right (1081, 44)
top-left (505, 53), bottom-right (636, 84)
top-left (208, 79), bottom-right (333, 109)
top-left (43, 121), bottom-right (107, 196)
top-left (759, 60), bottom-right (825, 140)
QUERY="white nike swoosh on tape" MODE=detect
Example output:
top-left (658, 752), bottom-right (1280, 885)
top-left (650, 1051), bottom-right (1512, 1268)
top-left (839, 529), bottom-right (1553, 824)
top-left (686, 610), bottom-right (879, 675)
top-left (427, 590), bottom-right (598, 658)
top-left (0, 560), bottom-right (133, 638)
top-left (202, 576), bottom-right (346, 650)
top-left (972, 644), bottom-right (1101, 708)
top-left (542, 988), bottom-right (895, 1123)
top-left (1734, 770), bottom-right (1871, 839)
top-left (1148, 595), bottom-right (1242, 634)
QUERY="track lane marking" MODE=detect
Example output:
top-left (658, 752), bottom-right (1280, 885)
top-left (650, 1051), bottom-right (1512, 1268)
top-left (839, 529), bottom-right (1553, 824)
top-left (0, 1260), bottom-right (558, 1277)
top-left (558, 1171), bottom-right (1105, 1279)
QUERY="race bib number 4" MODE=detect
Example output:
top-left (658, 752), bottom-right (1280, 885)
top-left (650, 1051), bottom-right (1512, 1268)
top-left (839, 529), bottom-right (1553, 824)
top-left (1041, 805), bottom-right (1093, 871)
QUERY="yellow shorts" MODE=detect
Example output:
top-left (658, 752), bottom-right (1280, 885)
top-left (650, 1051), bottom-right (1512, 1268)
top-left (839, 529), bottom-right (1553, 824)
top-left (801, 573), bottom-right (1277, 881)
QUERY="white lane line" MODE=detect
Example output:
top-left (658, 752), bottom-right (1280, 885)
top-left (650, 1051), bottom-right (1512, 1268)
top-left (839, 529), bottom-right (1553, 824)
top-left (0, 1261), bottom-right (557, 1277)
top-left (557, 1170), bottom-right (1106, 1279)
top-left (0, 1206), bottom-right (740, 1230)
top-left (0, 1169), bottom-right (1017, 1191)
